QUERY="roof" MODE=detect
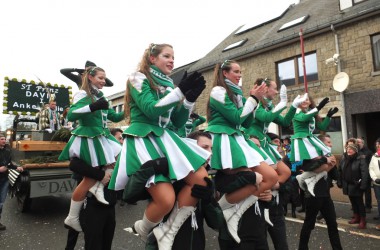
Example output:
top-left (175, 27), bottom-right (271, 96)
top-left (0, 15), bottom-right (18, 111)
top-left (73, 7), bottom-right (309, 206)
top-left (187, 0), bottom-right (380, 72)
top-left (169, 60), bottom-right (198, 85)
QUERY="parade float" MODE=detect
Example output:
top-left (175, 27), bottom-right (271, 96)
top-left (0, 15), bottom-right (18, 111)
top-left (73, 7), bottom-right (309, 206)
top-left (3, 76), bottom-right (74, 212)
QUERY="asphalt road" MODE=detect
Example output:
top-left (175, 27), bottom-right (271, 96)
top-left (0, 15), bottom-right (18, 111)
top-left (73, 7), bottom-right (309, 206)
top-left (0, 194), bottom-right (379, 249)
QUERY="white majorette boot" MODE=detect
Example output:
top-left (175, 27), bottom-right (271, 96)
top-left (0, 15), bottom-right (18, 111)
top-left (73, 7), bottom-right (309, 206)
top-left (153, 202), bottom-right (196, 250)
top-left (218, 194), bottom-right (258, 243)
top-left (125, 213), bottom-right (159, 242)
top-left (304, 171), bottom-right (327, 197)
top-left (64, 199), bottom-right (84, 232)
top-left (89, 181), bottom-right (109, 205)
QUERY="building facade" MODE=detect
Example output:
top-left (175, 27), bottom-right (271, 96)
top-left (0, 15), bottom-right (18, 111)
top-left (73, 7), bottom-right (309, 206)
top-left (108, 0), bottom-right (380, 152)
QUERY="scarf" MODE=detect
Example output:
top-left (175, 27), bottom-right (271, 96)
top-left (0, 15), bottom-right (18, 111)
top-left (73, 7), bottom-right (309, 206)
top-left (225, 79), bottom-right (243, 96)
top-left (225, 79), bottom-right (244, 109)
top-left (150, 66), bottom-right (174, 88)
top-left (49, 108), bottom-right (60, 131)
top-left (149, 66), bottom-right (174, 128)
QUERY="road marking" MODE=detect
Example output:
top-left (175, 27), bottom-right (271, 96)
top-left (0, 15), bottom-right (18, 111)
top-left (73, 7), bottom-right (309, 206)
top-left (285, 217), bottom-right (380, 239)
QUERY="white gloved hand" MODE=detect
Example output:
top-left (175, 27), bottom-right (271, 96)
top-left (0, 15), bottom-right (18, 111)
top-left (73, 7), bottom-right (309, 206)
top-left (279, 84), bottom-right (287, 103)
top-left (292, 93), bottom-right (308, 108)
top-left (45, 128), bottom-right (53, 133)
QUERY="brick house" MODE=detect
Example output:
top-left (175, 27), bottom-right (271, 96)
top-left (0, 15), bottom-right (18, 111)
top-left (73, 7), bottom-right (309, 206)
top-left (108, 0), bottom-right (380, 153)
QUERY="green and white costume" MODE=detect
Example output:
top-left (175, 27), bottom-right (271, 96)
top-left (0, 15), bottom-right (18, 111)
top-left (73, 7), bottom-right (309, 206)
top-left (290, 108), bottom-right (331, 162)
top-left (109, 66), bottom-right (210, 191)
top-left (59, 90), bottom-right (124, 167)
top-left (176, 115), bottom-right (206, 138)
top-left (243, 99), bottom-right (296, 165)
top-left (205, 80), bottom-right (267, 170)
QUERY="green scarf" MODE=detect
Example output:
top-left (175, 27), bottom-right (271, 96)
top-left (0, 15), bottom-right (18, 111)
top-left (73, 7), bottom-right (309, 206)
top-left (263, 97), bottom-right (273, 110)
top-left (150, 66), bottom-right (174, 88)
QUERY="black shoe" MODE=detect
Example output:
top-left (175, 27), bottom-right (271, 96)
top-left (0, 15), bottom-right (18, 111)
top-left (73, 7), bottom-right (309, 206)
top-left (298, 208), bottom-right (305, 213)
top-left (0, 223), bottom-right (6, 230)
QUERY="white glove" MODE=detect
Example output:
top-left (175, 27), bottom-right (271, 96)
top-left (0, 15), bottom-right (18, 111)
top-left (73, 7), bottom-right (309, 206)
top-left (45, 128), bottom-right (53, 133)
top-left (272, 85), bottom-right (288, 113)
top-left (279, 84), bottom-right (287, 103)
top-left (292, 93), bottom-right (308, 108)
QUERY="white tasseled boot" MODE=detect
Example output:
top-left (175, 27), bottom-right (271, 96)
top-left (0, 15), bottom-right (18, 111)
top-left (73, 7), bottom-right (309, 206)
top-left (89, 181), bottom-right (108, 205)
top-left (153, 202), bottom-right (196, 250)
top-left (125, 213), bottom-right (159, 242)
top-left (64, 199), bottom-right (84, 232)
top-left (304, 171), bottom-right (327, 197)
top-left (89, 169), bottom-right (113, 205)
top-left (218, 194), bottom-right (258, 243)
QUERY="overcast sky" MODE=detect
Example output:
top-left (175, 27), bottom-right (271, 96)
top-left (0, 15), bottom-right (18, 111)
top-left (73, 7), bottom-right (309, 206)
top-left (0, 0), bottom-right (299, 128)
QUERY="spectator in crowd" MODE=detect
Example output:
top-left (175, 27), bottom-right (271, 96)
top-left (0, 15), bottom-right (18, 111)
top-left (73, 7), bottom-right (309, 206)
top-left (368, 137), bottom-right (380, 230)
top-left (39, 99), bottom-right (61, 132)
top-left (0, 133), bottom-right (23, 230)
top-left (337, 140), bottom-right (369, 229)
top-left (282, 137), bottom-right (291, 155)
top-left (61, 105), bottom-right (75, 130)
top-left (357, 138), bottom-right (373, 213)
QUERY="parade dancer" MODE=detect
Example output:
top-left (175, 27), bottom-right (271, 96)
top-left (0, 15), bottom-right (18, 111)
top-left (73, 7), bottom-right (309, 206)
top-left (290, 95), bottom-right (338, 196)
top-left (109, 43), bottom-right (210, 250)
top-left (242, 78), bottom-right (306, 228)
top-left (59, 66), bottom-right (124, 232)
top-left (205, 59), bottom-right (278, 245)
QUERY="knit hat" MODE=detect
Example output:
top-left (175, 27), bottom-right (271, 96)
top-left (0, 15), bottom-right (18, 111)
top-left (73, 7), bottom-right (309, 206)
top-left (346, 143), bottom-right (358, 152)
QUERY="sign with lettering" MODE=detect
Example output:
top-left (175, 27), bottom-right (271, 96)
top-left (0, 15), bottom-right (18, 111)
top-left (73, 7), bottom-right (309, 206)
top-left (30, 178), bottom-right (76, 198)
top-left (3, 77), bottom-right (72, 115)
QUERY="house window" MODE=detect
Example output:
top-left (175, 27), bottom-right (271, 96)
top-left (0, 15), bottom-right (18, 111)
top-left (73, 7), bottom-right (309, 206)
top-left (353, 0), bottom-right (367, 4)
top-left (371, 33), bottom-right (380, 72)
top-left (222, 39), bottom-right (248, 52)
top-left (277, 52), bottom-right (318, 87)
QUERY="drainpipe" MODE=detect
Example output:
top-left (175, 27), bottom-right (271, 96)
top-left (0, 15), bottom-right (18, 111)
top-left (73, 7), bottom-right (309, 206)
top-left (331, 24), bottom-right (348, 145)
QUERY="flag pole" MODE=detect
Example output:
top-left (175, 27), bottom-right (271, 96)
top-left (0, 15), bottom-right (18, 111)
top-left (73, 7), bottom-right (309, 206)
top-left (299, 28), bottom-right (308, 93)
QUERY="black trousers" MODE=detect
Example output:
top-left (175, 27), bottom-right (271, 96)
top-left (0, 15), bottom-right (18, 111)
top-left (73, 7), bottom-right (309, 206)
top-left (349, 195), bottom-right (366, 217)
top-left (80, 198), bottom-right (116, 250)
top-left (267, 203), bottom-right (289, 250)
top-left (364, 182), bottom-right (372, 209)
top-left (65, 228), bottom-right (79, 250)
top-left (298, 196), bottom-right (342, 250)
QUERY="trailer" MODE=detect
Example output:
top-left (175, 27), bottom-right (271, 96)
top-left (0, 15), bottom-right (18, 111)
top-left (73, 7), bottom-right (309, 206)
top-left (8, 117), bottom-right (75, 212)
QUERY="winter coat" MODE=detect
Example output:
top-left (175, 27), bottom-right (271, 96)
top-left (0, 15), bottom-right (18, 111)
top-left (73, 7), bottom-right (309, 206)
top-left (337, 153), bottom-right (369, 197)
top-left (369, 153), bottom-right (380, 186)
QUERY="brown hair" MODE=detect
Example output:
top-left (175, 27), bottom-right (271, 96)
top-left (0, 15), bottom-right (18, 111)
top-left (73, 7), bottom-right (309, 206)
top-left (206, 59), bottom-right (238, 121)
top-left (253, 78), bottom-right (273, 108)
top-left (124, 43), bottom-right (173, 120)
top-left (298, 93), bottom-right (322, 122)
top-left (80, 66), bottom-right (105, 103)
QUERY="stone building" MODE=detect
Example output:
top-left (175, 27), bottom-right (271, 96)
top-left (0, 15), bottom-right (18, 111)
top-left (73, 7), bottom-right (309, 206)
top-left (108, 0), bottom-right (380, 153)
